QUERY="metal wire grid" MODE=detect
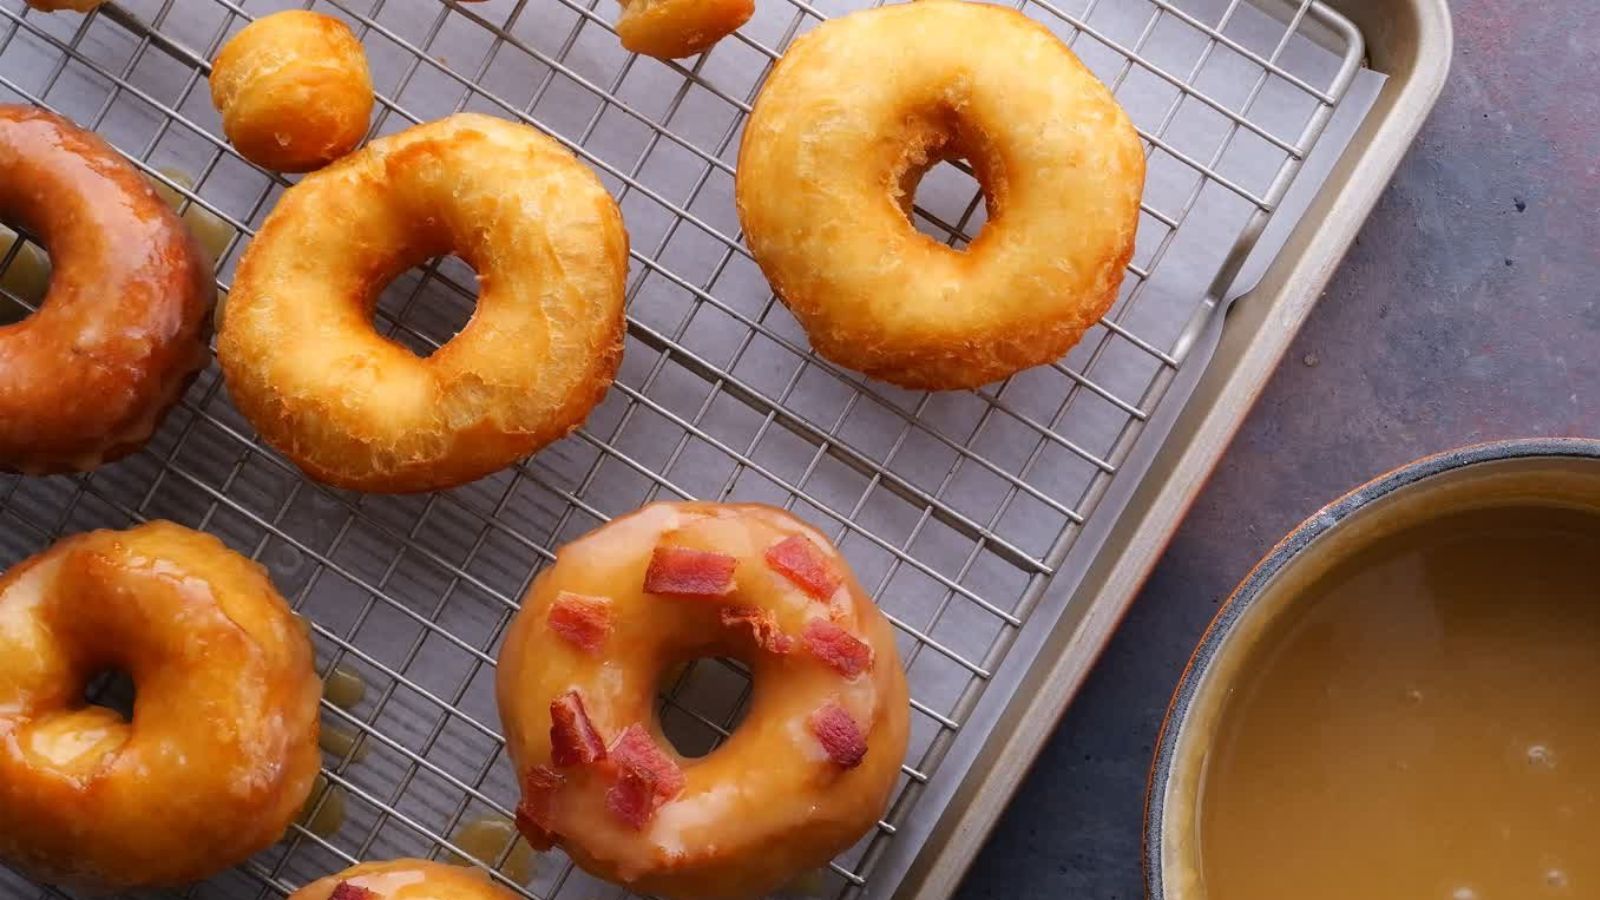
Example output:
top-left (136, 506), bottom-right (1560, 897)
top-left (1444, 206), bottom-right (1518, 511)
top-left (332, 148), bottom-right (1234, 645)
top-left (0, 0), bottom-right (1362, 895)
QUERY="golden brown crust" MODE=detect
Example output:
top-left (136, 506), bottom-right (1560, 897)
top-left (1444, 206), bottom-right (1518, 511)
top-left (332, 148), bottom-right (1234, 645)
top-left (616, 0), bottom-right (754, 59)
top-left (0, 521), bottom-right (321, 892)
top-left (735, 0), bottom-right (1146, 390)
top-left (0, 105), bottom-right (216, 474)
top-left (22, 0), bottom-right (102, 11)
top-left (497, 502), bottom-right (910, 900)
top-left (290, 859), bottom-right (521, 900)
top-left (210, 11), bottom-right (374, 173)
top-left (217, 113), bottom-right (629, 493)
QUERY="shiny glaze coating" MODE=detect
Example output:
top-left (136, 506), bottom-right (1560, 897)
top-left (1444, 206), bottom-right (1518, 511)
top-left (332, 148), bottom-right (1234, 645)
top-left (210, 11), bottom-right (374, 173)
top-left (735, 0), bottom-right (1146, 389)
top-left (497, 502), bottom-right (909, 900)
top-left (218, 113), bottom-right (628, 493)
top-left (0, 105), bottom-right (215, 474)
top-left (615, 0), bottom-right (753, 59)
top-left (21, 0), bottom-right (102, 11)
top-left (289, 859), bottom-right (521, 900)
top-left (0, 521), bottom-right (322, 891)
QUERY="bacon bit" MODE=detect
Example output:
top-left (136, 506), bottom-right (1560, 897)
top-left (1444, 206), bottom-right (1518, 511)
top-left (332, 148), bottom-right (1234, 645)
top-left (809, 702), bottom-right (867, 768)
top-left (549, 690), bottom-right (607, 767)
top-left (644, 546), bottom-right (738, 598)
top-left (803, 619), bottom-right (873, 678)
top-left (330, 882), bottom-right (376, 900)
top-left (514, 765), bottom-right (562, 850)
top-left (604, 724), bottom-right (685, 828)
top-left (606, 765), bottom-right (661, 830)
top-left (764, 535), bottom-right (843, 600)
top-left (548, 591), bottom-right (612, 654)
top-left (720, 605), bottom-right (795, 654)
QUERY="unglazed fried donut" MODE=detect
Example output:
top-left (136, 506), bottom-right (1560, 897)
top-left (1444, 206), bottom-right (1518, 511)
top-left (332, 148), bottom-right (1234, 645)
top-left (456, 0), bottom-right (749, 59)
top-left (289, 859), bottom-right (520, 900)
top-left (497, 502), bottom-right (909, 900)
top-left (736, 0), bottom-right (1146, 390)
top-left (615, 0), bottom-right (753, 59)
top-left (0, 521), bottom-right (321, 891)
top-left (210, 11), bottom-right (374, 173)
top-left (0, 105), bottom-right (215, 474)
top-left (218, 113), bottom-right (628, 493)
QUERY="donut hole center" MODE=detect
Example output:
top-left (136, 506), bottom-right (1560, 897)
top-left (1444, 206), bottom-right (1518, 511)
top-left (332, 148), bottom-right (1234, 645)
top-left (82, 666), bottom-right (137, 722)
top-left (371, 252), bottom-right (481, 359)
top-left (656, 656), bottom-right (753, 759)
top-left (0, 223), bottom-right (52, 325)
top-left (896, 117), bottom-right (1000, 251)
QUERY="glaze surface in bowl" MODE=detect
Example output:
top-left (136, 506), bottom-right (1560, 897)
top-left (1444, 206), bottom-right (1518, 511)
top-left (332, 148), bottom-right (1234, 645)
top-left (1147, 439), bottom-right (1600, 900)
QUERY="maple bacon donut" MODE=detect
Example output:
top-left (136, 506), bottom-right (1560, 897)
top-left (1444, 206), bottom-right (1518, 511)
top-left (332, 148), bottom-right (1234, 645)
top-left (0, 521), bottom-right (321, 891)
top-left (736, 0), bottom-right (1146, 389)
top-left (289, 859), bottom-right (519, 900)
top-left (497, 502), bottom-right (909, 899)
top-left (218, 113), bottom-right (628, 493)
top-left (0, 105), bottom-right (215, 474)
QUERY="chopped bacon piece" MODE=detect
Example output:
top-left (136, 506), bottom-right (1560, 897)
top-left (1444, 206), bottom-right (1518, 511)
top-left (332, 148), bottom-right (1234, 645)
top-left (803, 619), bottom-right (873, 678)
top-left (548, 591), bottom-right (612, 654)
top-left (514, 765), bottom-right (562, 850)
top-left (720, 605), bottom-right (795, 654)
top-left (764, 535), bottom-right (843, 600)
top-left (809, 702), bottom-right (868, 768)
top-left (330, 883), bottom-right (376, 900)
top-left (606, 765), bottom-right (661, 830)
top-left (603, 724), bottom-right (685, 828)
top-left (644, 546), bottom-right (738, 598)
top-left (549, 690), bottom-right (607, 767)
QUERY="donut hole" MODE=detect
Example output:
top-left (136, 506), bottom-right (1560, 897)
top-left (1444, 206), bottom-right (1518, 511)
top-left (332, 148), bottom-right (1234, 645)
top-left (82, 666), bottom-right (137, 722)
top-left (371, 253), bottom-right (481, 359)
top-left (905, 158), bottom-right (991, 249)
top-left (0, 224), bottom-right (51, 324)
top-left (656, 655), bottom-right (753, 759)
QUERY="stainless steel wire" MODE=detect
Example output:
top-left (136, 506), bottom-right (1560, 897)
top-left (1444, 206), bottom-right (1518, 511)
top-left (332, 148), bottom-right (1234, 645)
top-left (0, 0), bottom-right (1363, 895)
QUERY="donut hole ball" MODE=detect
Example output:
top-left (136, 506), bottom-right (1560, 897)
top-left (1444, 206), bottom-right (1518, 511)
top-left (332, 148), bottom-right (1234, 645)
top-left (209, 10), bottom-right (374, 173)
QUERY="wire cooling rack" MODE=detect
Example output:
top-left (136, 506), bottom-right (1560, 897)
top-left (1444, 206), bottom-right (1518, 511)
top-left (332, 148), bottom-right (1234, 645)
top-left (0, 0), bottom-right (1365, 896)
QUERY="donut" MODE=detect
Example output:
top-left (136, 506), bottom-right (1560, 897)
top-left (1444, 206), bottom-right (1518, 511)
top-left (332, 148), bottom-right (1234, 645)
top-left (210, 10), bottom-right (375, 173)
top-left (0, 105), bottom-right (215, 474)
top-left (217, 113), bottom-right (628, 493)
top-left (735, 0), bottom-right (1146, 390)
top-left (22, 0), bottom-right (101, 12)
top-left (0, 521), bottom-right (321, 891)
top-left (615, 0), bottom-right (753, 59)
top-left (289, 859), bottom-right (520, 900)
top-left (497, 502), bottom-right (909, 899)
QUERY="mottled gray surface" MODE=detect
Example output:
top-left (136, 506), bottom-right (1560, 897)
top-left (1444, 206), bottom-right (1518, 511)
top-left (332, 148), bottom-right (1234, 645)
top-left (957, 2), bottom-right (1600, 897)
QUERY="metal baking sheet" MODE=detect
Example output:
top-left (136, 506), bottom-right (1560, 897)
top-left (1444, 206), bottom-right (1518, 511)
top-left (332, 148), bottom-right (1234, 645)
top-left (0, 0), bottom-right (1384, 896)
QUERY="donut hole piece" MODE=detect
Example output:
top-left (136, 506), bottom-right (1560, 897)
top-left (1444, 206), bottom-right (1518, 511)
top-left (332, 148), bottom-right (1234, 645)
top-left (372, 253), bottom-right (481, 360)
top-left (656, 656), bottom-right (754, 759)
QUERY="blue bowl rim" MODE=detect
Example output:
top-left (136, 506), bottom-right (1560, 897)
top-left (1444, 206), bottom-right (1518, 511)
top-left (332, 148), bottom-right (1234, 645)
top-left (1143, 437), bottom-right (1600, 899)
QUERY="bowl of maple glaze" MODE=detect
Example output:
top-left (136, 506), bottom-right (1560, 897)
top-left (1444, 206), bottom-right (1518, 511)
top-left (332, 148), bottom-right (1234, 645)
top-left (1147, 438), bottom-right (1600, 900)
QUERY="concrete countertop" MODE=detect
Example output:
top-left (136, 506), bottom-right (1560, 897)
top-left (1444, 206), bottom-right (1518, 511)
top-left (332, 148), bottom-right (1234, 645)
top-left (958, 1), bottom-right (1600, 897)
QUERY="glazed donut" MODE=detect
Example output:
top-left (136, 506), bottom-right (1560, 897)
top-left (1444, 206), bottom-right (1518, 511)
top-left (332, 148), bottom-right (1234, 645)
top-left (218, 113), bottom-right (628, 493)
top-left (0, 105), bottom-right (215, 474)
top-left (22, 0), bottom-right (101, 12)
top-left (736, 0), bottom-right (1146, 390)
top-left (210, 11), bottom-right (374, 173)
top-left (0, 521), bottom-right (321, 891)
top-left (289, 859), bottom-right (519, 900)
top-left (615, 0), bottom-right (753, 59)
top-left (497, 502), bottom-right (909, 900)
